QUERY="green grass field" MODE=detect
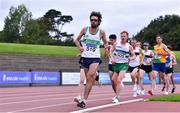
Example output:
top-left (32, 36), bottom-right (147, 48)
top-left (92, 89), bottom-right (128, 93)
top-left (0, 43), bottom-right (106, 57)
top-left (0, 43), bottom-right (79, 57)
top-left (174, 51), bottom-right (180, 60)
top-left (149, 94), bottom-right (180, 102)
top-left (0, 42), bottom-right (179, 59)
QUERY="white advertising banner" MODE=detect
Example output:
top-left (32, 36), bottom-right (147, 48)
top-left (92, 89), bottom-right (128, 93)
top-left (62, 72), bottom-right (132, 85)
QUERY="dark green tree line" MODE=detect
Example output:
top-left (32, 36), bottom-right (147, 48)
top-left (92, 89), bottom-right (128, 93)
top-left (0, 4), bottom-right (74, 46)
top-left (134, 15), bottom-right (180, 50)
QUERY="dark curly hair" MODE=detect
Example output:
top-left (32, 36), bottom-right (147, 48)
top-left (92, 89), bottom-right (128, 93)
top-left (90, 11), bottom-right (102, 23)
top-left (109, 34), bottom-right (117, 39)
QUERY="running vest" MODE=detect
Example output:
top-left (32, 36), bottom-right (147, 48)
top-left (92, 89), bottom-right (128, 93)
top-left (153, 43), bottom-right (168, 63)
top-left (166, 55), bottom-right (173, 68)
top-left (113, 42), bottom-right (130, 63)
top-left (143, 50), bottom-right (153, 65)
top-left (81, 27), bottom-right (101, 58)
top-left (129, 47), bottom-right (140, 67)
top-left (166, 51), bottom-right (174, 68)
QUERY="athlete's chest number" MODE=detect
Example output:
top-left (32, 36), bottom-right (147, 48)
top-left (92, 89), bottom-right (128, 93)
top-left (86, 46), bottom-right (96, 52)
top-left (114, 52), bottom-right (126, 58)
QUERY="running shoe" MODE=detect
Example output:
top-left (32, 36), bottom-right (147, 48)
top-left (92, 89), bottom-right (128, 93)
top-left (74, 96), bottom-right (81, 103)
top-left (164, 91), bottom-right (169, 95)
top-left (112, 96), bottom-right (120, 103)
top-left (77, 101), bottom-right (86, 108)
top-left (112, 96), bottom-right (117, 101)
top-left (140, 90), bottom-right (145, 95)
top-left (148, 90), bottom-right (153, 96)
top-left (171, 87), bottom-right (176, 93)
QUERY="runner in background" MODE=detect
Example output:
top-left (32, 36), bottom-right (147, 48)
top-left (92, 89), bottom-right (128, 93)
top-left (128, 38), bottom-right (144, 97)
top-left (111, 31), bottom-right (135, 103)
top-left (165, 45), bottom-right (177, 94)
top-left (139, 42), bottom-right (156, 96)
top-left (153, 35), bottom-right (170, 95)
top-left (108, 34), bottom-right (117, 94)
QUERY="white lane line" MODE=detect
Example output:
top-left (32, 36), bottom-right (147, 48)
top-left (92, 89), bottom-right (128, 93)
top-left (0, 92), bottom-right (73, 98)
top-left (0, 92), bottom-right (134, 105)
top-left (9, 95), bottom-right (134, 112)
top-left (70, 98), bottom-right (143, 113)
top-left (9, 97), bottom-right (111, 112)
top-left (0, 91), bottom-right (119, 100)
top-left (0, 93), bottom-right (114, 105)
top-left (0, 90), bottom-right (132, 100)
top-left (0, 92), bottom-right (78, 100)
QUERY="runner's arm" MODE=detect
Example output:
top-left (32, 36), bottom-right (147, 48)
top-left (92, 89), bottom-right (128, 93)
top-left (149, 51), bottom-right (154, 63)
top-left (139, 47), bottom-right (144, 64)
top-left (172, 54), bottom-right (177, 66)
top-left (100, 30), bottom-right (109, 55)
top-left (75, 27), bottom-right (86, 52)
top-left (110, 43), bottom-right (116, 64)
top-left (129, 45), bottom-right (136, 61)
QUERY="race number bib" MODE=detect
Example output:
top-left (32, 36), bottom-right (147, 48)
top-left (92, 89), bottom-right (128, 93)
top-left (81, 39), bottom-right (100, 52)
top-left (86, 44), bottom-right (96, 52)
top-left (154, 54), bottom-right (160, 59)
top-left (114, 50), bottom-right (128, 58)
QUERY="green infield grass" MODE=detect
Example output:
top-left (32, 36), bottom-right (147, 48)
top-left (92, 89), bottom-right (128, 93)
top-left (0, 43), bottom-right (106, 57)
top-left (0, 42), bottom-right (179, 58)
top-left (149, 94), bottom-right (180, 102)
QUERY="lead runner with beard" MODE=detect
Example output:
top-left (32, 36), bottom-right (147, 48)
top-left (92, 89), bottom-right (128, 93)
top-left (75, 11), bottom-right (108, 108)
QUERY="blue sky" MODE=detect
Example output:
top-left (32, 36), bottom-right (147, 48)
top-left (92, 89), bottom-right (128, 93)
top-left (0, 0), bottom-right (180, 39)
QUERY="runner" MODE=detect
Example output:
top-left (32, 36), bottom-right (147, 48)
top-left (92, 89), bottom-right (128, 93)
top-left (111, 31), bottom-right (135, 103)
top-left (128, 38), bottom-right (144, 97)
top-left (153, 35), bottom-right (170, 95)
top-left (75, 11), bottom-right (108, 108)
top-left (108, 34), bottom-right (117, 94)
top-left (139, 42), bottom-right (156, 96)
top-left (165, 45), bottom-right (177, 94)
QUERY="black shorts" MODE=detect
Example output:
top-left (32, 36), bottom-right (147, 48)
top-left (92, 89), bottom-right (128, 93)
top-left (80, 57), bottom-right (101, 68)
top-left (140, 64), bottom-right (152, 73)
top-left (166, 67), bottom-right (174, 74)
top-left (108, 64), bottom-right (113, 72)
top-left (128, 65), bottom-right (140, 73)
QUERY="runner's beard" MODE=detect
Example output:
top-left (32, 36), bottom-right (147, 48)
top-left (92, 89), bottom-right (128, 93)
top-left (91, 23), bottom-right (99, 28)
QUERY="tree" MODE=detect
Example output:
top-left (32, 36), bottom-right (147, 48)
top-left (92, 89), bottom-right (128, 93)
top-left (20, 18), bottom-right (55, 45)
top-left (134, 14), bottom-right (180, 50)
top-left (59, 15), bottom-right (73, 33)
top-left (43, 9), bottom-right (73, 40)
top-left (0, 31), bottom-right (4, 41)
top-left (3, 4), bottom-right (32, 42)
top-left (43, 9), bottom-right (61, 39)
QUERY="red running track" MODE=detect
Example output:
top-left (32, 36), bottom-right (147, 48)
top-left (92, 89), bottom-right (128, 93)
top-left (0, 85), bottom-right (179, 112)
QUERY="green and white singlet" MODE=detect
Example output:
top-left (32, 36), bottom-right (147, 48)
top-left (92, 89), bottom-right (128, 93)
top-left (113, 42), bottom-right (130, 63)
top-left (81, 27), bottom-right (101, 58)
